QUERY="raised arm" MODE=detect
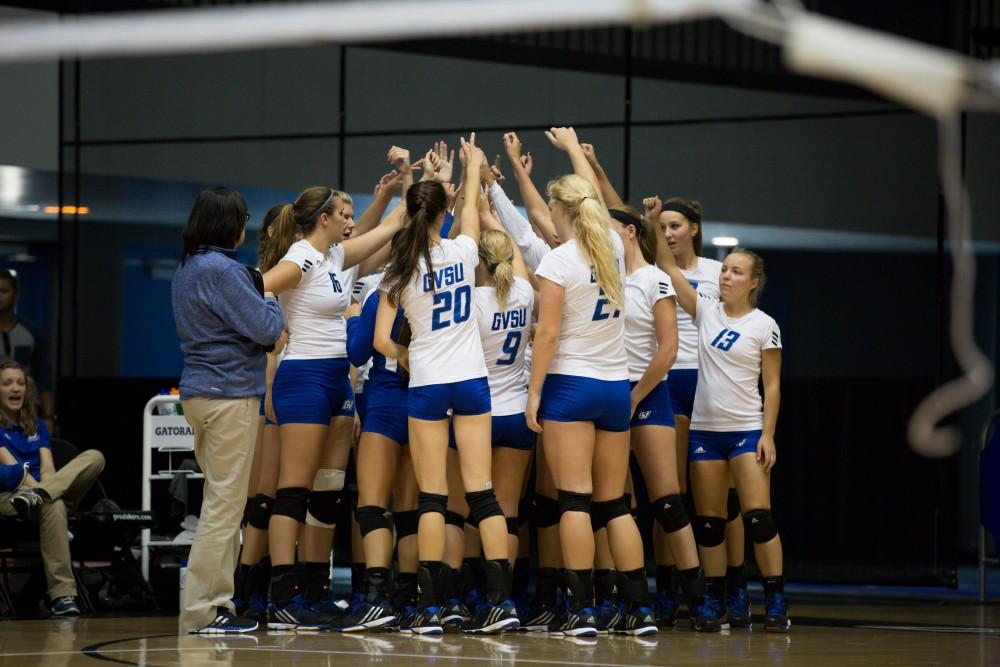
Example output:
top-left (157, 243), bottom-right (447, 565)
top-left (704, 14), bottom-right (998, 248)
top-left (343, 201), bottom-right (404, 271)
top-left (647, 196), bottom-right (698, 319)
top-left (355, 169), bottom-right (404, 236)
top-left (480, 194), bottom-right (539, 292)
top-left (458, 133), bottom-right (486, 246)
top-left (504, 132), bottom-right (559, 247)
top-left (581, 142), bottom-right (625, 208)
top-left (545, 126), bottom-right (606, 209)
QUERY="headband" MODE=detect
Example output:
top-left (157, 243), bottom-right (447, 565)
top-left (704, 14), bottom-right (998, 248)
top-left (661, 201), bottom-right (700, 224)
top-left (609, 208), bottom-right (642, 231)
top-left (300, 188), bottom-right (335, 224)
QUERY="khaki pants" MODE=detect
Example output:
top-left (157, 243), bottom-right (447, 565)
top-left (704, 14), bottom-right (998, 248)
top-left (178, 396), bottom-right (258, 634)
top-left (0, 449), bottom-right (106, 599)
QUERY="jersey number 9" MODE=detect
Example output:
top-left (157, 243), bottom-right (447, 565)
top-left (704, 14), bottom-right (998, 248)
top-left (432, 285), bottom-right (472, 331)
top-left (497, 331), bottom-right (522, 366)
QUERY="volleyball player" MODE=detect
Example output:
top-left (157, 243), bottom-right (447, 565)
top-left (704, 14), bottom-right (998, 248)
top-left (609, 204), bottom-right (720, 633)
top-left (375, 136), bottom-right (519, 635)
top-left (652, 197), bottom-right (750, 626)
top-left (234, 204), bottom-right (286, 623)
top-left (526, 127), bottom-right (655, 637)
top-left (649, 196), bottom-right (789, 632)
top-left (260, 171), bottom-right (406, 630)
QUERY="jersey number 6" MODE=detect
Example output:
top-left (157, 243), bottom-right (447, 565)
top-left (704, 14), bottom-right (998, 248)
top-left (431, 285), bottom-right (472, 331)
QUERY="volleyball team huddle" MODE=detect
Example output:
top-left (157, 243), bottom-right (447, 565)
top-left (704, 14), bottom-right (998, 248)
top-left (236, 127), bottom-right (788, 639)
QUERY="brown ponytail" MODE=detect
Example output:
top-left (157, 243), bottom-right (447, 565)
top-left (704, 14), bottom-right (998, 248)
top-left (610, 205), bottom-right (658, 265)
top-left (382, 181), bottom-right (448, 307)
top-left (260, 186), bottom-right (341, 271)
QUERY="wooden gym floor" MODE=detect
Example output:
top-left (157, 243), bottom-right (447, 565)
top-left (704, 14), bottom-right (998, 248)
top-left (1, 603), bottom-right (998, 666)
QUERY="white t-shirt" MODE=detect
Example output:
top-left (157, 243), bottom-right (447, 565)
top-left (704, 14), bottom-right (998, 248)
top-left (691, 302), bottom-right (782, 432)
top-left (623, 264), bottom-right (676, 383)
top-left (534, 229), bottom-right (627, 382)
top-left (476, 276), bottom-right (534, 416)
top-left (675, 256), bottom-right (723, 370)
top-left (278, 240), bottom-right (354, 360)
top-left (394, 235), bottom-right (488, 388)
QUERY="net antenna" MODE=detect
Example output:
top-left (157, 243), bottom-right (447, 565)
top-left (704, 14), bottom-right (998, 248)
top-left (1, 0), bottom-right (997, 457)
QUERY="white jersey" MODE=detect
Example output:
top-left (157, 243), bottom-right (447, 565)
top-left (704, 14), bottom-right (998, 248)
top-left (691, 302), bottom-right (782, 432)
top-left (675, 257), bottom-right (723, 370)
top-left (351, 271), bottom-right (384, 392)
top-left (535, 229), bottom-right (627, 381)
top-left (279, 240), bottom-right (354, 360)
top-left (623, 265), bottom-right (676, 382)
top-left (476, 276), bottom-right (534, 416)
top-left (395, 235), bottom-right (488, 388)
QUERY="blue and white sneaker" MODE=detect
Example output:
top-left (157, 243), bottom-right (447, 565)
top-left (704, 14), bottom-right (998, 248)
top-left (460, 601), bottom-right (520, 634)
top-left (593, 599), bottom-right (622, 633)
top-left (440, 598), bottom-right (472, 628)
top-left (267, 596), bottom-right (334, 631)
top-left (703, 592), bottom-right (730, 630)
top-left (548, 607), bottom-right (598, 637)
top-left (764, 593), bottom-right (790, 632)
top-left (521, 601), bottom-right (558, 632)
top-left (653, 590), bottom-right (679, 627)
top-left (398, 606), bottom-right (444, 635)
top-left (193, 607), bottom-right (258, 634)
top-left (334, 595), bottom-right (397, 632)
top-left (689, 598), bottom-right (722, 632)
top-left (727, 587), bottom-right (752, 628)
top-left (618, 606), bottom-right (657, 637)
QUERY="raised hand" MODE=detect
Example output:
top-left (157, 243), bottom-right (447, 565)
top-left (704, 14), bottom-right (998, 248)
top-left (387, 145), bottom-right (413, 172)
top-left (580, 142), bottom-right (598, 165)
top-left (502, 132), bottom-right (523, 160)
top-left (374, 170), bottom-right (404, 197)
top-left (442, 182), bottom-right (458, 210)
top-left (490, 155), bottom-right (506, 186)
top-left (421, 148), bottom-right (442, 182)
top-left (460, 133), bottom-right (484, 170)
top-left (544, 126), bottom-right (580, 151)
top-left (520, 152), bottom-right (533, 176)
top-left (435, 140), bottom-right (455, 183)
top-left (643, 195), bottom-right (663, 221)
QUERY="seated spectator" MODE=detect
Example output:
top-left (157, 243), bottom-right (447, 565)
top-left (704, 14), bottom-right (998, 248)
top-left (0, 269), bottom-right (56, 434)
top-left (0, 360), bottom-right (105, 617)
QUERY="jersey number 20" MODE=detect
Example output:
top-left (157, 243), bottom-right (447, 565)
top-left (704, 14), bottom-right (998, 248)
top-left (432, 285), bottom-right (472, 331)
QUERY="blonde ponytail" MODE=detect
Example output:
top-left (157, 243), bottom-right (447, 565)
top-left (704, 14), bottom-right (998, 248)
top-left (479, 229), bottom-right (516, 310)
top-left (547, 174), bottom-right (622, 308)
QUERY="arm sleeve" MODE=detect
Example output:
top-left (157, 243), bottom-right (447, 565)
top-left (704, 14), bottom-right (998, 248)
top-left (489, 182), bottom-right (550, 270)
top-left (36, 420), bottom-right (51, 450)
top-left (653, 268), bottom-right (677, 304)
top-left (762, 318), bottom-right (783, 350)
top-left (211, 265), bottom-right (286, 346)
top-left (346, 292), bottom-right (379, 367)
top-left (441, 211), bottom-right (455, 239)
top-left (534, 249), bottom-right (568, 287)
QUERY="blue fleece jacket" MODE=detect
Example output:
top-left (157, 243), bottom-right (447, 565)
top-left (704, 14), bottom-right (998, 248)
top-left (171, 247), bottom-right (284, 400)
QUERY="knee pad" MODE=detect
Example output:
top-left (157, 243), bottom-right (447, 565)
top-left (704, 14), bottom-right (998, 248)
top-left (590, 496), bottom-right (631, 531)
top-left (445, 510), bottom-right (466, 528)
top-left (394, 509), bottom-right (418, 539)
top-left (246, 493), bottom-right (275, 530)
top-left (693, 515), bottom-right (726, 547)
top-left (651, 494), bottom-right (690, 533)
top-left (305, 469), bottom-right (346, 528)
top-left (356, 505), bottom-right (391, 537)
top-left (272, 487), bottom-right (310, 523)
top-left (506, 517), bottom-right (519, 536)
top-left (533, 495), bottom-right (560, 528)
top-left (466, 489), bottom-right (503, 527)
top-left (557, 489), bottom-right (592, 516)
top-left (418, 492), bottom-right (448, 519)
top-left (744, 508), bottom-right (778, 543)
top-left (727, 488), bottom-right (741, 522)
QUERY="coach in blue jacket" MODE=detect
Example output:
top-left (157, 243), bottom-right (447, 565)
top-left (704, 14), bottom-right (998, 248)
top-left (171, 187), bottom-right (284, 634)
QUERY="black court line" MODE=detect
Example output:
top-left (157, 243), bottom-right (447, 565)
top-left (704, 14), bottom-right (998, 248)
top-left (81, 633), bottom-right (176, 666)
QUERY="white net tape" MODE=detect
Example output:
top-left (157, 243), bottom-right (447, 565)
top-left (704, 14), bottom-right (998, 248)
top-left (0, 0), bottom-right (996, 456)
